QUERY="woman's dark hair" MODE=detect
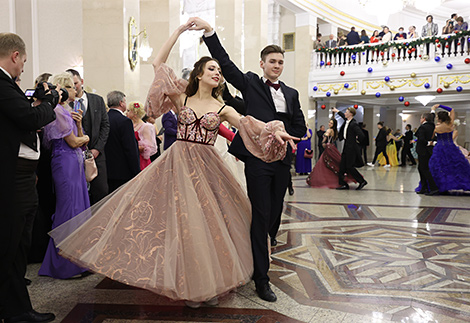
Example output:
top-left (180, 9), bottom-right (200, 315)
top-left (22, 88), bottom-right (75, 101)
top-left (330, 118), bottom-right (338, 141)
top-left (372, 30), bottom-right (379, 37)
top-left (437, 111), bottom-right (451, 124)
top-left (184, 56), bottom-right (224, 100)
top-left (361, 30), bottom-right (367, 37)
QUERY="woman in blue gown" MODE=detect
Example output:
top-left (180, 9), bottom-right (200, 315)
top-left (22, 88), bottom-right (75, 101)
top-left (295, 124), bottom-right (312, 175)
top-left (428, 104), bottom-right (470, 193)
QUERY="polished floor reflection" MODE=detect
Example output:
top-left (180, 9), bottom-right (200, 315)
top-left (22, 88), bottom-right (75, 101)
top-left (27, 166), bottom-right (470, 322)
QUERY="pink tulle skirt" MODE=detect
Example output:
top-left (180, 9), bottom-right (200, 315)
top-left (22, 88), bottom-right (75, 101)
top-left (50, 141), bottom-right (253, 302)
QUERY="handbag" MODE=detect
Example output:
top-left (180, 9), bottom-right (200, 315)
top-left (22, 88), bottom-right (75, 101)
top-left (84, 148), bottom-right (98, 182)
top-left (304, 149), bottom-right (313, 159)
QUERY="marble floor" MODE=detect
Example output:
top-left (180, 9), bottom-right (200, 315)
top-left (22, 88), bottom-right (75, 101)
top-left (26, 165), bottom-right (470, 323)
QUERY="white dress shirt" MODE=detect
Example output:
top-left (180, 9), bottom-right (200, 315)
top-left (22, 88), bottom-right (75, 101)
top-left (261, 77), bottom-right (287, 113)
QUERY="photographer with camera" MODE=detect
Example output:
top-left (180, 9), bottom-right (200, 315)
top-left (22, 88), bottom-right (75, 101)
top-left (0, 33), bottom-right (56, 323)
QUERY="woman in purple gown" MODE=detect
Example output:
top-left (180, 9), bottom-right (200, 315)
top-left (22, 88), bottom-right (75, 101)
top-left (295, 124), bottom-right (312, 175)
top-left (38, 73), bottom-right (91, 279)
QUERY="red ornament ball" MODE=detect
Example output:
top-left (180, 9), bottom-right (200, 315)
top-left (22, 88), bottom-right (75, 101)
top-left (340, 71), bottom-right (345, 76)
top-left (412, 48), bottom-right (416, 52)
top-left (354, 104), bottom-right (358, 109)
top-left (419, 55), bottom-right (422, 58)
top-left (391, 53), bottom-right (396, 57)
top-left (404, 101), bottom-right (410, 107)
top-left (437, 88), bottom-right (443, 94)
top-left (407, 50), bottom-right (412, 54)
top-left (321, 105), bottom-right (326, 109)
top-left (445, 44), bottom-right (450, 48)
top-left (435, 39), bottom-right (439, 43)
top-left (327, 61), bottom-right (331, 66)
top-left (380, 51), bottom-right (384, 56)
top-left (465, 58), bottom-right (470, 64)
top-left (458, 42), bottom-right (461, 46)
top-left (437, 44), bottom-right (441, 48)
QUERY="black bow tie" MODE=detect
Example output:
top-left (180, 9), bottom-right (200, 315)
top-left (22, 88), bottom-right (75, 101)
top-left (266, 79), bottom-right (280, 91)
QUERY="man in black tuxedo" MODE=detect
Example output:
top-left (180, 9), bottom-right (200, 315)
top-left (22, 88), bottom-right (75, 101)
top-left (360, 123), bottom-right (369, 164)
top-left (0, 32), bottom-right (56, 323)
top-left (316, 125), bottom-right (326, 159)
top-left (333, 107), bottom-right (367, 190)
top-left (194, 17), bottom-right (306, 302)
top-left (161, 110), bottom-right (177, 150)
top-left (368, 121), bottom-right (390, 167)
top-left (415, 113), bottom-right (438, 195)
top-left (105, 91), bottom-right (141, 193)
top-left (400, 124), bottom-right (417, 166)
top-left (67, 69), bottom-right (110, 204)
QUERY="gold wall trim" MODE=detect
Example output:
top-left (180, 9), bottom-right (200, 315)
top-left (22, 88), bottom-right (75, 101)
top-left (365, 78), bottom-right (429, 90)
top-left (439, 75), bottom-right (470, 85)
top-left (317, 82), bottom-right (358, 92)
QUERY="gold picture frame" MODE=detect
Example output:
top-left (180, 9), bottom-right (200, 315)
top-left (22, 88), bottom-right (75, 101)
top-left (283, 32), bottom-right (295, 52)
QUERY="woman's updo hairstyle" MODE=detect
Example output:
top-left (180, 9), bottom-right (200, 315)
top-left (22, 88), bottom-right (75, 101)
top-left (437, 111), bottom-right (451, 124)
top-left (184, 56), bottom-right (224, 100)
top-left (128, 101), bottom-right (146, 119)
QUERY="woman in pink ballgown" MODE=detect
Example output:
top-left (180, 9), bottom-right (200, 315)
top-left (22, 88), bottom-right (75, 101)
top-left (307, 118), bottom-right (356, 188)
top-left (49, 20), bottom-right (296, 308)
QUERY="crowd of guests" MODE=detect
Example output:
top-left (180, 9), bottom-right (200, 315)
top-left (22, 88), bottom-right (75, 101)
top-left (314, 13), bottom-right (468, 50)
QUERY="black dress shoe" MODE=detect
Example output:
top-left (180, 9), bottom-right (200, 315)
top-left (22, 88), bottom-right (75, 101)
top-left (24, 278), bottom-right (32, 286)
top-left (356, 181), bottom-right (368, 190)
top-left (399, 164), bottom-right (405, 167)
top-left (270, 237), bottom-right (277, 247)
top-left (288, 186), bottom-right (294, 195)
top-left (256, 283), bottom-right (277, 302)
top-left (416, 190), bottom-right (428, 195)
top-left (336, 184), bottom-right (349, 190)
top-left (425, 190), bottom-right (439, 196)
top-left (4, 310), bottom-right (55, 323)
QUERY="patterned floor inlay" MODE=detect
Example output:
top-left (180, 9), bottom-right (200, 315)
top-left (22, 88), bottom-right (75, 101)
top-left (61, 304), bottom-right (304, 323)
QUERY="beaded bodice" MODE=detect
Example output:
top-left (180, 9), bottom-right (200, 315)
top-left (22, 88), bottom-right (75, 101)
top-left (176, 107), bottom-right (221, 146)
top-left (436, 131), bottom-right (453, 146)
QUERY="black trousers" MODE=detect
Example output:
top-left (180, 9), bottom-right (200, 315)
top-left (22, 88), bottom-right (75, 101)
top-left (245, 157), bottom-right (290, 287)
top-left (372, 145), bottom-right (389, 164)
top-left (2, 158), bottom-right (38, 318)
top-left (88, 153), bottom-right (108, 205)
top-left (361, 145), bottom-right (368, 164)
top-left (401, 145), bottom-right (416, 165)
top-left (418, 154), bottom-right (438, 192)
top-left (338, 154), bottom-right (365, 186)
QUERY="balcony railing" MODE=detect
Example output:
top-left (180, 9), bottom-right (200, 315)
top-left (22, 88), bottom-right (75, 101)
top-left (314, 34), bottom-right (470, 68)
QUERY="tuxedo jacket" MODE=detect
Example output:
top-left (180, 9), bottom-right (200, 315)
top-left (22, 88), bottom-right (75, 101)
top-left (403, 130), bottom-right (413, 147)
top-left (375, 127), bottom-right (388, 147)
top-left (361, 129), bottom-right (369, 146)
top-left (105, 109), bottom-right (140, 181)
top-left (161, 111), bottom-right (177, 150)
top-left (82, 92), bottom-right (109, 155)
top-left (416, 122), bottom-right (435, 158)
top-left (203, 32), bottom-right (306, 165)
top-left (338, 112), bottom-right (364, 168)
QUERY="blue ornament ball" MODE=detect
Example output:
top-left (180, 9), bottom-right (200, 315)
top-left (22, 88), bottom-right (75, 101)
top-left (375, 92), bottom-right (381, 98)
top-left (326, 91), bottom-right (331, 97)
top-left (456, 86), bottom-right (463, 92)
top-left (313, 86), bottom-right (318, 91)
top-left (368, 67), bottom-right (373, 73)
top-left (424, 83), bottom-right (430, 89)
top-left (446, 63), bottom-right (453, 69)
top-left (384, 76), bottom-right (390, 82)
top-left (398, 96), bottom-right (404, 102)
top-left (351, 54), bottom-right (356, 60)
top-left (320, 61), bottom-right (325, 66)
top-left (435, 56), bottom-right (441, 62)
top-left (344, 83), bottom-right (349, 88)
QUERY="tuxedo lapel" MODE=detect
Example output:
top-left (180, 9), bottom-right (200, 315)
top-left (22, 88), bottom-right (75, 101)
top-left (256, 77), bottom-right (276, 113)
top-left (280, 82), bottom-right (293, 115)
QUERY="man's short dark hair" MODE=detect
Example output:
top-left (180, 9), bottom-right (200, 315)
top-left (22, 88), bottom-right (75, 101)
top-left (406, 124), bottom-right (411, 129)
top-left (451, 13), bottom-right (457, 19)
top-left (66, 68), bottom-right (82, 80)
top-left (422, 112), bottom-right (434, 122)
top-left (351, 27), bottom-right (355, 31)
top-left (399, 27), bottom-right (404, 31)
top-left (377, 121), bottom-right (384, 127)
top-left (0, 33), bottom-right (26, 58)
top-left (260, 45), bottom-right (284, 61)
top-left (426, 15), bottom-right (433, 21)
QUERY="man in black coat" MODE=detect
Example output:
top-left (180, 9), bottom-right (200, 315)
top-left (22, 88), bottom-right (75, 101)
top-left (0, 32), bottom-right (56, 323)
top-left (195, 17), bottom-right (306, 302)
top-left (400, 124), bottom-right (417, 166)
top-left (346, 27), bottom-right (361, 45)
top-left (360, 123), bottom-right (369, 164)
top-left (161, 110), bottom-right (177, 150)
top-left (67, 69), bottom-right (110, 204)
top-left (333, 107), bottom-right (367, 190)
top-left (104, 91), bottom-right (141, 193)
top-left (368, 121), bottom-right (390, 167)
top-left (415, 113), bottom-right (439, 195)
top-left (316, 125), bottom-right (326, 158)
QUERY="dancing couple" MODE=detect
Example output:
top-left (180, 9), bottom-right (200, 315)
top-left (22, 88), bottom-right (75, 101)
top-left (49, 17), bottom-right (305, 307)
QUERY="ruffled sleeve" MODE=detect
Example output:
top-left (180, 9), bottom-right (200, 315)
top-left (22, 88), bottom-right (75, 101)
top-left (137, 123), bottom-right (158, 159)
top-left (43, 105), bottom-right (75, 149)
top-left (238, 116), bottom-right (288, 163)
top-left (144, 63), bottom-right (188, 119)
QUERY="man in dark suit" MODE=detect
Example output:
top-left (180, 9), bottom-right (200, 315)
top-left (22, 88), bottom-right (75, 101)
top-left (346, 27), bottom-right (361, 45)
top-left (400, 124), bottom-right (417, 166)
top-left (316, 125), bottom-right (326, 159)
top-left (333, 107), bottom-right (367, 190)
top-left (325, 34), bottom-right (337, 48)
top-left (195, 17), bottom-right (306, 302)
top-left (360, 123), bottom-right (369, 164)
top-left (161, 110), bottom-right (177, 150)
top-left (368, 121), bottom-right (390, 167)
top-left (105, 91), bottom-right (141, 193)
top-left (67, 69), bottom-right (110, 204)
top-left (416, 113), bottom-right (438, 195)
top-left (0, 32), bottom-right (56, 323)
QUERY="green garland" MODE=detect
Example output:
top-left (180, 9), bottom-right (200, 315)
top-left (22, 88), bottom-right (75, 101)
top-left (316, 30), bottom-right (470, 55)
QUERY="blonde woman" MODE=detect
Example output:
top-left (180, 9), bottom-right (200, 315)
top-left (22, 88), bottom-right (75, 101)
top-left (127, 101), bottom-right (157, 170)
top-left (39, 73), bottom-right (90, 279)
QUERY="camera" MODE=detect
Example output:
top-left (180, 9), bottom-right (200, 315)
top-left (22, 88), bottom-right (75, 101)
top-left (32, 82), bottom-right (68, 107)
